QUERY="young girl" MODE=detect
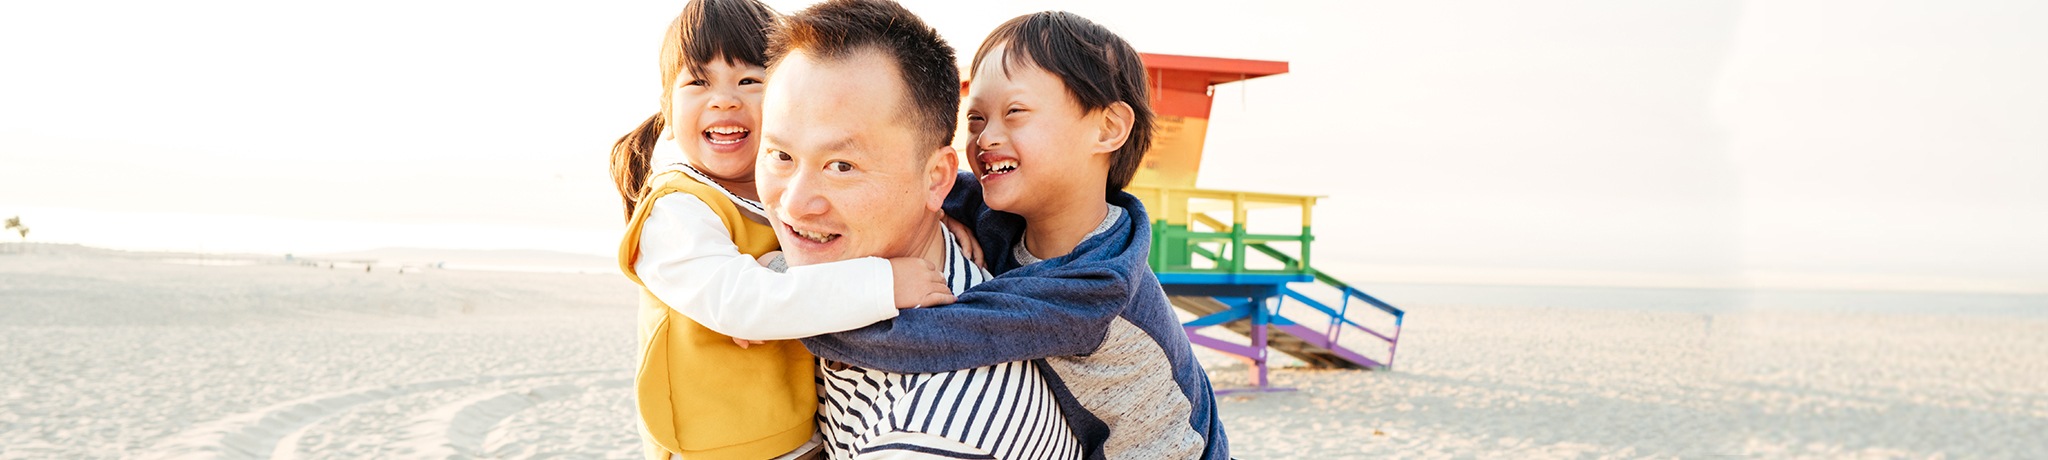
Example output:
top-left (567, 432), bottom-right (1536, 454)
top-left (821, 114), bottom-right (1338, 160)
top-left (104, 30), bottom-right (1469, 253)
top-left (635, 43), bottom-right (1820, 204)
top-left (607, 1), bottom-right (953, 458)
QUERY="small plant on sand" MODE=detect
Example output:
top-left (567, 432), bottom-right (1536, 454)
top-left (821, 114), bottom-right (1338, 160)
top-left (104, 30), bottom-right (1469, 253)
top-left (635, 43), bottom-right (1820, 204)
top-left (4, 216), bottom-right (24, 241)
top-left (3, 216), bottom-right (24, 253)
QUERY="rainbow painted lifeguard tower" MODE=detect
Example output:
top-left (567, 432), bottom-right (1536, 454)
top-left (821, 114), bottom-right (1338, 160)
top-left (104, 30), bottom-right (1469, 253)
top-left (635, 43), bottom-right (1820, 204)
top-left (1129, 53), bottom-right (1406, 392)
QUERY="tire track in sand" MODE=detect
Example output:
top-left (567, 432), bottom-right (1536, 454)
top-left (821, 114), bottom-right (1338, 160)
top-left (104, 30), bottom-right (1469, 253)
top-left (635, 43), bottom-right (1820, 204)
top-left (142, 369), bottom-right (622, 460)
top-left (383, 376), bottom-right (632, 459)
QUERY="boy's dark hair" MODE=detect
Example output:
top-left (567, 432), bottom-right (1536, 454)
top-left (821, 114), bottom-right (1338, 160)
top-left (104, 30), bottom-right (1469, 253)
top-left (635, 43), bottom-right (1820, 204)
top-left (767, 0), bottom-right (960, 150)
top-left (609, 0), bottom-right (778, 219)
top-left (973, 11), bottom-right (1154, 194)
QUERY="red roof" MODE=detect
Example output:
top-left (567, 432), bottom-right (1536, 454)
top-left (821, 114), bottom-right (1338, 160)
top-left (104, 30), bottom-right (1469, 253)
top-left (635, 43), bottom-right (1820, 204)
top-left (1139, 53), bottom-right (1290, 84)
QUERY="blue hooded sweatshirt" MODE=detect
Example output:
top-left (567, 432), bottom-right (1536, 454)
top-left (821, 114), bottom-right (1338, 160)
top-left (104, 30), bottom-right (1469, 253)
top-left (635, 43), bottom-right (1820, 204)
top-left (803, 171), bottom-right (1229, 460)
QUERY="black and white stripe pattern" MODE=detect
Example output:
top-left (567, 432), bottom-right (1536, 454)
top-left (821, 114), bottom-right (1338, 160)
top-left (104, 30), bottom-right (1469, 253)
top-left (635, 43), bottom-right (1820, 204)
top-left (816, 228), bottom-right (1079, 460)
top-left (669, 163), bottom-right (768, 217)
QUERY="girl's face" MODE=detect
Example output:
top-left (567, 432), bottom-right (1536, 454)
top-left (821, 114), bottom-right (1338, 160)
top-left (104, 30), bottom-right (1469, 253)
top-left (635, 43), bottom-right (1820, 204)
top-left (669, 58), bottom-right (767, 182)
top-left (964, 46), bottom-right (1111, 216)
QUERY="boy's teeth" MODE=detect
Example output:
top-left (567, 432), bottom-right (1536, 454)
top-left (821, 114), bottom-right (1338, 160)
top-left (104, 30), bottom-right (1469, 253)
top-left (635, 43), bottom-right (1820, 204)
top-left (986, 160), bottom-right (1018, 175)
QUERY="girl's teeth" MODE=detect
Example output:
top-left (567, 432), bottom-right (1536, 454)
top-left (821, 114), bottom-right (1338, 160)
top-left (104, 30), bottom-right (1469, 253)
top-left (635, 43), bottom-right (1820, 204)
top-left (705, 126), bottom-right (750, 145)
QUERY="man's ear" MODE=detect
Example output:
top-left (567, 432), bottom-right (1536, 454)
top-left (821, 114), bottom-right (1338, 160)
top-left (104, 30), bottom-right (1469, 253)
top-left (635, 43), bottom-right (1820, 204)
top-left (1093, 101), bottom-right (1136, 155)
top-left (925, 145), bottom-right (958, 212)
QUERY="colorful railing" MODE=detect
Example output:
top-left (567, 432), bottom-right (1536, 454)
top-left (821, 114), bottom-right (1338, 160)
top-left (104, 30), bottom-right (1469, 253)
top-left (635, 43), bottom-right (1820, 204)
top-left (1128, 186), bottom-right (1318, 278)
top-left (1129, 185), bottom-right (1406, 392)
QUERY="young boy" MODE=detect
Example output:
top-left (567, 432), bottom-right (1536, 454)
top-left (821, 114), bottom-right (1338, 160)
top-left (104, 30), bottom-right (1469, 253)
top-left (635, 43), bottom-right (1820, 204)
top-left (801, 11), bottom-right (1229, 460)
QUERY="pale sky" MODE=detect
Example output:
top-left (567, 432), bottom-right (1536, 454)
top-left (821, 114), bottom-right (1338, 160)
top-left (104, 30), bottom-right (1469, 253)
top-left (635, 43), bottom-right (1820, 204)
top-left (3, 1), bottom-right (2043, 292)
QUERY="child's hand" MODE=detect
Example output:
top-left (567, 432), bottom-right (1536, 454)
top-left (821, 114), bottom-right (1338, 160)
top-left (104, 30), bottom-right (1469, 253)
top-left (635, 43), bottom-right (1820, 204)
top-left (732, 337), bottom-right (766, 349)
top-left (890, 257), bottom-right (955, 309)
top-left (941, 217), bottom-right (984, 268)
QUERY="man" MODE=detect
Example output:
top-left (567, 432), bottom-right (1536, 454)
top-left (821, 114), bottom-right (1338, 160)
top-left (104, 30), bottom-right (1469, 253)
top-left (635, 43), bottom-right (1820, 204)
top-left (754, 1), bottom-right (1079, 458)
top-left (790, 8), bottom-right (1229, 460)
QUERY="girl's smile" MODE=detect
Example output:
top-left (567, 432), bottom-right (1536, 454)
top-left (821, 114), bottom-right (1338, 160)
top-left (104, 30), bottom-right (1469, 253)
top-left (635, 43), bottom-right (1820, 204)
top-left (669, 58), bottom-right (768, 183)
top-left (701, 123), bottom-right (752, 153)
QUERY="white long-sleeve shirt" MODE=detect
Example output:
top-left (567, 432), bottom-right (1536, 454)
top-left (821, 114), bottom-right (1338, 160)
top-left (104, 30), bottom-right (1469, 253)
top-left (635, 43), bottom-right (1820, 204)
top-left (633, 165), bottom-right (895, 341)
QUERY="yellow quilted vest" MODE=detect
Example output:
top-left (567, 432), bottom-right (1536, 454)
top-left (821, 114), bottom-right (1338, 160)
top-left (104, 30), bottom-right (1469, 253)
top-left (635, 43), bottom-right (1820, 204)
top-left (617, 170), bottom-right (815, 460)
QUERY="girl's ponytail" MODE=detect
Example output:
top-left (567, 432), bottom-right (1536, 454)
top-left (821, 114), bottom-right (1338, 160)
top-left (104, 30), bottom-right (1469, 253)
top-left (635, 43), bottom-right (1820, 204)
top-left (610, 112), bottom-right (665, 220)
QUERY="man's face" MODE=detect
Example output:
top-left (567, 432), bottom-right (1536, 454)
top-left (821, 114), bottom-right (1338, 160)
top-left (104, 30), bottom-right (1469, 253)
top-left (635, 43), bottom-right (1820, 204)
top-left (758, 48), bottom-right (955, 266)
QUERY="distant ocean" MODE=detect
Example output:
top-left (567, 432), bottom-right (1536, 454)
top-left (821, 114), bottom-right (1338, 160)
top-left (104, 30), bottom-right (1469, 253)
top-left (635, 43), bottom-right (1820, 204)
top-left (13, 207), bottom-right (2042, 317)
top-left (1357, 283), bottom-right (2048, 318)
top-left (0, 206), bottom-right (619, 258)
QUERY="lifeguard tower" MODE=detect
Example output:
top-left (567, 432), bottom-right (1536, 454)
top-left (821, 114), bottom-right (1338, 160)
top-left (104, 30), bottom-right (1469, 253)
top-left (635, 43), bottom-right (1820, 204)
top-left (1129, 53), bottom-right (1406, 393)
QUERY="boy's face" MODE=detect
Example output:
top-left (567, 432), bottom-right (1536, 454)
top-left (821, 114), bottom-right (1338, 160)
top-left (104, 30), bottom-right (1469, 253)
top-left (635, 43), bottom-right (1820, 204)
top-left (758, 49), bottom-right (956, 267)
top-left (964, 46), bottom-right (1112, 216)
top-left (669, 58), bottom-right (767, 182)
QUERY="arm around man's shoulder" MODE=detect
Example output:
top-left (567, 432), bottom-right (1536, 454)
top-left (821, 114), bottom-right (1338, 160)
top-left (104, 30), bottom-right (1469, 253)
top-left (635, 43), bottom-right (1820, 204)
top-left (802, 256), bottom-right (1138, 374)
top-left (636, 194), bottom-right (897, 341)
top-left (803, 213), bottom-right (1155, 374)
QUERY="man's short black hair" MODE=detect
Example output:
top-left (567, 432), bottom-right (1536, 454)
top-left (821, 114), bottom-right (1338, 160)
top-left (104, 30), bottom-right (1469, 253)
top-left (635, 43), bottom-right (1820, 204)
top-left (767, 0), bottom-right (960, 149)
top-left (973, 11), bottom-right (1154, 193)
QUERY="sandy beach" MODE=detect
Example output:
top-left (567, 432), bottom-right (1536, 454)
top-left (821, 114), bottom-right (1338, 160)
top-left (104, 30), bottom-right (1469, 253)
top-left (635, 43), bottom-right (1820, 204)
top-left (3, 245), bottom-right (2043, 459)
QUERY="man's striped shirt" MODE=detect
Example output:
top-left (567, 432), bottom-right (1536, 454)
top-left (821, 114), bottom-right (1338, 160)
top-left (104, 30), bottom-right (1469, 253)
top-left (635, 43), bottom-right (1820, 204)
top-left (815, 227), bottom-right (1079, 459)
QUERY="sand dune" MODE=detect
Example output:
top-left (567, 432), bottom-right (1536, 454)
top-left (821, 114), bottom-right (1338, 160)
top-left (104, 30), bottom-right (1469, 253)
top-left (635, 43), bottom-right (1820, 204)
top-left (3, 246), bottom-right (2043, 458)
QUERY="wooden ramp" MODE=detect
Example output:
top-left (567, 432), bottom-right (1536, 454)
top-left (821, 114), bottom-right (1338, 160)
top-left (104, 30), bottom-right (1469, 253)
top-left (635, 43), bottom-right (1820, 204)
top-left (1162, 266), bottom-right (1405, 392)
top-left (1170, 295), bottom-right (1364, 370)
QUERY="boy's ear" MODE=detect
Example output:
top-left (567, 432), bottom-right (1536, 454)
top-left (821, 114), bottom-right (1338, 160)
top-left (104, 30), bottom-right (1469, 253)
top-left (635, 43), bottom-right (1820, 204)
top-left (924, 145), bottom-right (959, 212)
top-left (1093, 101), bottom-right (1136, 154)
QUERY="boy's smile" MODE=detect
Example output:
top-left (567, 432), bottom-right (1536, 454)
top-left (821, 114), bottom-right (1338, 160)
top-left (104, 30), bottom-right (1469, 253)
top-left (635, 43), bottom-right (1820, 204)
top-left (964, 45), bottom-right (1113, 219)
top-left (979, 155), bottom-right (1020, 180)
